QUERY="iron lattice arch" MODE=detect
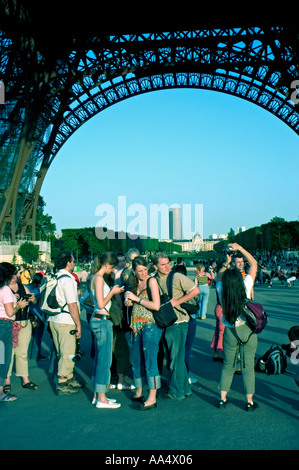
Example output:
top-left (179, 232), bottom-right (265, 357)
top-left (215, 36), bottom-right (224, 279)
top-left (0, 24), bottom-right (299, 242)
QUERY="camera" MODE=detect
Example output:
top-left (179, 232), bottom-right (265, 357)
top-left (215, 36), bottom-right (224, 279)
top-left (73, 340), bottom-right (84, 362)
top-left (70, 329), bottom-right (84, 362)
top-left (22, 294), bottom-right (31, 301)
top-left (225, 248), bottom-right (233, 255)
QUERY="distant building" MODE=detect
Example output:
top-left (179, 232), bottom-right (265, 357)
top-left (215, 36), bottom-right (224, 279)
top-left (0, 239), bottom-right (51, 264)
top-left (169, 207), bottom-right (182, 240)
top-left (164, 232), bottom-right (218, 252)
top-left (238, 226), bottom-right (246, 233)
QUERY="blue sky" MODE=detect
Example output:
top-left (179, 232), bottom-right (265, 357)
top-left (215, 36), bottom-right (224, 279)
top-left (41, 88), bottom-right (299, 240)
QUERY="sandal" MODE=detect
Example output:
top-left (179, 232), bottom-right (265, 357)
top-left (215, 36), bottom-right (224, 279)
top-left (0, 393), bottom-right (17, 402)
top-left (22, 381), bottom-right (38, 390)
top-left (3, 384), bottom-right (11, 394)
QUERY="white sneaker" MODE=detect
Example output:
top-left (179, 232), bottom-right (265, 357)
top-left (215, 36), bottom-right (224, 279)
top-left (92, 397), bottom-right (117, 405)
top-left (117, 383), bottom-right (136, 390)
top-left (96, 401), bottom-right (121, 409)
top-left (188, 376), bottom-right (198, 384)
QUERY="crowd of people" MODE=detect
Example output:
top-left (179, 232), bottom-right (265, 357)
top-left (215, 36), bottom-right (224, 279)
top-left (0, 244), bottom-right (298, 410)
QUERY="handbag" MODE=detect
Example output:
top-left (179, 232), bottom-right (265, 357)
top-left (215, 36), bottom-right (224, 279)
top-left (106, 296), bottom-right (123, 326)
top-left (243, 299), bottom-right (268, 334)
top-left (147, 277), bottom-right (177, 329)
top-left (80, 279), bottom-right (95, 310)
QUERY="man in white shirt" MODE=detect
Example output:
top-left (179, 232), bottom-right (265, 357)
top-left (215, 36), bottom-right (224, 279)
top-left (48, 250), bottom-right (82, 395)
top-left (219, 243), bottom-right (257, 299)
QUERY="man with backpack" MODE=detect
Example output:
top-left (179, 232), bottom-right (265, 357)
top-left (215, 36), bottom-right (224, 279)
top-left (153, 252), bottom-right (200, 401)
top-left (48, 250), bottom-right (82, 396)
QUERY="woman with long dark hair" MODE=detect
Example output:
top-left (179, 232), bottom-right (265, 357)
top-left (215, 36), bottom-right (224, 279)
top-left (90, 252), bottom-right (124, 409)
top-left (125, 256), bottom-right (161, 410)
top-left (218, 268), bottom-right (258, 411)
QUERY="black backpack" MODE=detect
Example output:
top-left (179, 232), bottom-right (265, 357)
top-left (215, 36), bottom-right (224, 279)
top-left (256, 344), bottom-right (287, 375)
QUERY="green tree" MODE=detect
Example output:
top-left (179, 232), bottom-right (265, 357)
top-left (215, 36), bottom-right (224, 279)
top-left (18, 241), bottom-right (39, 264)
top-left (35, 196), bottom-right (57, 241)
top-left (227, 228), bottom-right (235, 242)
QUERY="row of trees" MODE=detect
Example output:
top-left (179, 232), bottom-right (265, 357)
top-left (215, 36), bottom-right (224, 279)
top-left (214, 217), bottom-right (299, 253)
top-left (55, 227), bottom-right (182, 263)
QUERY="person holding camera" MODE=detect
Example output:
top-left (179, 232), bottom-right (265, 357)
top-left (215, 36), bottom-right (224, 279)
top-left (216, 244), bottom-right (258, 410)
top-left (0, 263), bottom-right (29, 402)
top-left (2, 262), bottom-right (38, 394)
top-left (48, 250), bottom-right (83, 396)
top-left (218, 243), bottom-right (257, 299)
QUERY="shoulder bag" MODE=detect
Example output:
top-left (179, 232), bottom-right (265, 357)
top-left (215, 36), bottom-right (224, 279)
top-left (147, 277), bottom-right (177, 329)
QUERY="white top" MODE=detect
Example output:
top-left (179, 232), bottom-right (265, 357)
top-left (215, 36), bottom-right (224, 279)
top-left (48, 270), bottom-right (79, 325)
top-left (92, 275), bottom-right (111, 313)
top-left (0, 285), bottom-right (16, 320)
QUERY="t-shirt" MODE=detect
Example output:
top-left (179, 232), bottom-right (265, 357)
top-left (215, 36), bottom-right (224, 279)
top-left (48, 270), bottom-right (79, 325)
top-left (158, 272), bottom-right (197, 322)
top-left (0, 285), bottom-right (16, 320)
top-left (20, 269), bottom-right (31, 284)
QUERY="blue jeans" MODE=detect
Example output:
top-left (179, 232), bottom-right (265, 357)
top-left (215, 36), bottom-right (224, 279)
top-left (90, 317), bottom-right (113, 393)
top-left (197, 285), bottom-right (210, 318)
top-left (0, 320), bottom-right (13, 387)
top-left (164, 322), bottom-right (191, 399)
top-left (131, 323), bottom-right (162, 389)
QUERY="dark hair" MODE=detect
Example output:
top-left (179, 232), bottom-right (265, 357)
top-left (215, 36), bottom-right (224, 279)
top-left (130, 256), bottom-right (148, 294)
top-left (173, 264), bottom-right (187, 276)
top-left (55, 250), bottom-right (74, 270)
top-left (91, 252), bottom-right (118, 274)
top-left (231, 251), bottom-right (244, 261)
top-left (132, 256), bottom-right (147, 271)
top-left (288, 326), bottom-right (299, 342)
top-left (222, 268), bottom-right (246, 325)
top-left (30, 272), bottom-right (44, 287)
top-left (0, 262), bottom-right (17, 288)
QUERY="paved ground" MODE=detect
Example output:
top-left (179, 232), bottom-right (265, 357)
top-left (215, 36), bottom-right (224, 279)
top-left (0, 275), bottom-right (298, 454)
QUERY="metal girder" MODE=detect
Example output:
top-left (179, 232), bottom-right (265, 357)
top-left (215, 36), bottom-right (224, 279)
top-left (0, 12), bottom-right (298, 242)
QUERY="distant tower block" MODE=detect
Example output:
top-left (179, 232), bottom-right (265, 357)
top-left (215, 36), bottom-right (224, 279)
top-left (169, 207), bottom-right (182, 240)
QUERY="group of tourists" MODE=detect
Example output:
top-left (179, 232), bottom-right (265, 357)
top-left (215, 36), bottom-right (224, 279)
top-left (0, 244), bottom-right (298, 411)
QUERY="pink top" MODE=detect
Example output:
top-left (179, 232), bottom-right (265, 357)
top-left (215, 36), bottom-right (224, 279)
top-left (0, 285), bottom-right (16, 320)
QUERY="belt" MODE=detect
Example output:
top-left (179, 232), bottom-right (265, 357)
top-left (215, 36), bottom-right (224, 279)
top-left (93, 313), bottom-right (110, 321)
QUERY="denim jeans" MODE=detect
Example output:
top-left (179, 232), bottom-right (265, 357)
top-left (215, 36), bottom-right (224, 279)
top-left (0, 320), bottom-right (13, 387)
top-left (131, 323), bottom-right (162, 389)
top-left (90, 317), bottom-right (113, 393)
top-left (164, 322), bottom-right (191, 399)
top-left (197, 285), bottom-right (210, 319)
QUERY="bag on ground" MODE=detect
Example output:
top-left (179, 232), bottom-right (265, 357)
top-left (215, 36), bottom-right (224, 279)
top-left (255, 344), bottom-right (287, 375)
